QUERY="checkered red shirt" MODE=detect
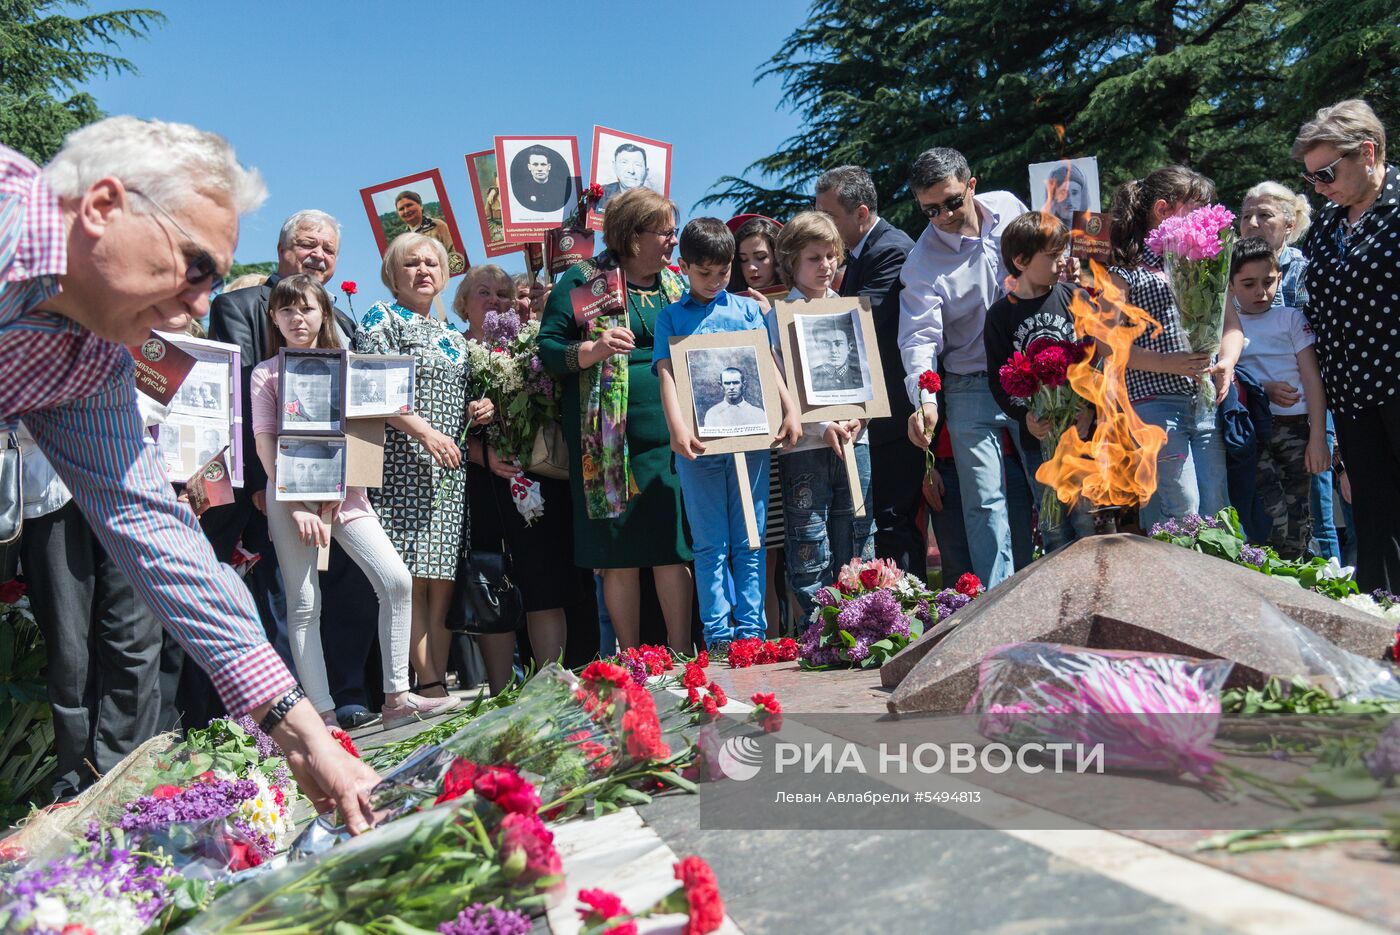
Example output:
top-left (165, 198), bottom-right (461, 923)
top-left (0, 144), bottom-right (294, 715)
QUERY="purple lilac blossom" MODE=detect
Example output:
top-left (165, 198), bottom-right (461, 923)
top-left (1239, 544), bottom-right (1267, 567)
top-left (118, 778), bottom-right (258, 834)
top-left (234, 715), bottom-right (279, 760)
top-left (481, 310), bottom-right (522, 346)
top-left (1, 843), bottom-right (174, 928)
top-left (438, 903), bottom-right (532, 935)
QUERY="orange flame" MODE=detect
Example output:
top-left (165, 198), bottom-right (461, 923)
top-left (1035, 262), bottom-right (1167, 511)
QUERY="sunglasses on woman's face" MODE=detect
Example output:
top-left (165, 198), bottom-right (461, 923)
top-left (1300, 151), bottom-right (1352, 186)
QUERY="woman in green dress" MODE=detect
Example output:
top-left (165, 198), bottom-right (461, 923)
top-left (538, 187), bottom-right (693, 652)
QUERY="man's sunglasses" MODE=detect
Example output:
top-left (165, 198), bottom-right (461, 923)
top-left (919, 190), bottom-right (967, 220)
top-left (129, 188), bottom-right (225, 293)
top-left (1300, 150), bottom-right (1355, 186)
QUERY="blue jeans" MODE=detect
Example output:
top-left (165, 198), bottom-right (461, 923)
top-left (1134, 395), bottom-right (1228, 530)
top-left (1019, 440), bottom-right (1097, 550)
top-left (943, 373), bottom-right (1042, 586)
top-left (595, 572), bottom-right (615, 658)
top-left (779, 443), bottom-right (874, 620)
top-left (675, 450), bottom-right (769, 645)
top-left (1309, 413), bottom-right (1340, 561)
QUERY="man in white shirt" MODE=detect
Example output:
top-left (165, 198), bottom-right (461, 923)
top-left (898, 147), bottom-right (1032, 587)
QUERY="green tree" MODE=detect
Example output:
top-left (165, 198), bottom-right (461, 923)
top-left (704, 0), bottom-right (1400, 233)
top-left (0, 0), bottom-right (164, 163)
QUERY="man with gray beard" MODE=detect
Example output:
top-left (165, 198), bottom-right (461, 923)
top-left (194, 211), bottom-right (384, 729)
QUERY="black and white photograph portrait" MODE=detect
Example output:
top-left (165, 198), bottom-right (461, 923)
top-left (687, 345), bottom-right (769, 438)
top-left (1028, 156), bottom-right (1101, 230)
top-left (495, 135), bottom-right (581, 239)
top-left (279, 348), bottom-right (347, 434)
top-left (172, 370), bottom-right (225, 417)
top-left (795, 309), bottom-right (874, 406)
top-left (275, 437), bottom-right (347, 502)
top-left (347, 354), bottom-right (414, 417)
top-left (589, 126), bottom-right (672, 223)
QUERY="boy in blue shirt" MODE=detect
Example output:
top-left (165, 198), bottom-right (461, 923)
top-left (655, 218), bottom-right (801, 649)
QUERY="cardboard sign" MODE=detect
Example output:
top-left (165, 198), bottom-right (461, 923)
top-left (1071, 211), bottom-right (1113, 264)
top-left (570, 267), bottom-right (624, 326)
top-left (129, 333), bottom-right (197, 406)
top-left (185, 449), bottom-right (235, 516)
top-left (545, 227), bottom-right (596, 275)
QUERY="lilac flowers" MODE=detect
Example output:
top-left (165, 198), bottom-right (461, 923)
top-left (0, 844), bottom-right (175, 933)
top-left (438, 903), bottom-right (532, 935)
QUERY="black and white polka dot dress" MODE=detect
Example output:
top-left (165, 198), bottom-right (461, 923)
top-left (1303, 164), bottom-right (1400, 414)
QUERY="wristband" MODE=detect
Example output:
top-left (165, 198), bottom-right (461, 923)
top-left (258, 686), bottom-right (306, 736)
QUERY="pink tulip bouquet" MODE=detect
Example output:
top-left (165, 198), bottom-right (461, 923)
top-left (1146, 204), bottom-right (1236, 411)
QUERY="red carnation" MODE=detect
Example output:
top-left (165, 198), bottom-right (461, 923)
top-left (682, 661), bottom-right (707, 690)
top-left (340, 280), bottom-right (358, 296)
top-left (955, 573), bottom-right (982, 597)
top-left (497, 811), bottom-right (561, 881)
top-left (674, 856), bottom-right (725, 934)
top-left (577, 888), bottom-right (636, 935)
top-left (621, 682), bottom-right (669, 760)
top-left (1030, 345), bottom-right (1071, 387)
top-left (774, 638), bottom-right (798, 661)
top-left (918, 369), bottom-right (941, 395)
top-left (0, 579), bottom-right (25, 605)
top-left (330, 728), bottom-right (359, 759)
top-left (581, 660), bottom-right (631, 692)
top-left (696, 649), bottom-right (709, 669)
top-left (707, 681), bottom-right (728, 708)
top-left (701, 695), bottom-right (719, 718)
top-left (587, 183), bottom-right (606, 203)
top-left (474, 764), bottom-right (542, 816)
top-left (750, 692), bottom-right (783, 733)
top-left (686, 686), bottom-right (700, 705)
top-left (435, 756), bottom-right (479, 805)
top-left (998, 353), bottom-right (1038, 398)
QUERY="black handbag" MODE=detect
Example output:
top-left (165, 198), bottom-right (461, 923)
top-left (0, 432), bottom-right (22, 583)
top-left (449, 469), bottom-right (524, 635)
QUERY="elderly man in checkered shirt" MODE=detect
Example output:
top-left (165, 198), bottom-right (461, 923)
top-left (0, 117), bottom-right (378, 829)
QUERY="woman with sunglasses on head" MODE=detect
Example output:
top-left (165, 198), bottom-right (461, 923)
top-left (1293, 99), bottom-right (1400, 591)
top-left (1108, 165), bottom-right (1244, 531)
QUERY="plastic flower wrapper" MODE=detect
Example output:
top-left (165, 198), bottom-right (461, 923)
top-left (1145, 204), bottom-right (1236, 413)
top-left (181, 794), bottom-right (560, 934)
top-left (466, 314), bottom-right (561, 474)
top-left (968, 642), bottom-right (1233, 779)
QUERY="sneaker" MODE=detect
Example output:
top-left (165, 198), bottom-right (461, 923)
top-left (382, 693), bottom-right (462, 730)
top-left (336, 706), bottom-right (382, 730)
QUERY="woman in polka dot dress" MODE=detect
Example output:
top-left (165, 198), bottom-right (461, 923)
top-left (1293, 99), bottom-right (1400, 591)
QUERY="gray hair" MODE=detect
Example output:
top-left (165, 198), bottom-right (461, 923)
top-left (278, 210), bottom-right (341, 251)
top-left (511, 272), bottom-right (533, 290)
top-left (451, 263), bottom-right (513, 320)
top-left (44, 115), bottom-right (266, 214)
top-left (1292, 99), bottom-right (1387, 164)
top-left (908, 147), bottom-right (971, 192)
top-left (380, 232), bottom-right (450, 296)
top-left (815, 165), bottom-right (878, 214)
top-left (1241, 181), bottom-right (1313, 244)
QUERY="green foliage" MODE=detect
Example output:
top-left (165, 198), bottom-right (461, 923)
top-left (0, 596), bottom-right (54, 824)
top-left (704, 0), bottom-right (1400, 231)
top-left (0, 1), bottom-right (164, 163)
top-left (226, 260), bottom-right (276, 282)
top-left (376, 202), bottom-right (445, 243)
top-left (1223, 675), bottom-right (1400, 715)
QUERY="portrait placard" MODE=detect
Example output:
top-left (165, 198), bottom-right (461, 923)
top-left (464, 150), bottom-right (522, 259)
top-left (155, 332), bottom-right (243, 487)
top-left (360, 169), bottom-right (470, 276)
top-left (185, 449), bottom-right (235, 516)
top-left (1028, 157), bottom-right (1101, 231)
top-left (346, 354), bottom-right (415, 418)
top-left (277, 348), bottom-right (348, 436)
top-left (495, 136), bottom-right (581, 242)
top-left (587, 126), bottom-right (672, 231)
top-left (1070, 211), bottom-right (1113, 265)
top-left (668, 330), bottom-right (780, 455)
top-left (773, 296), bottom-right (890, 423)
top-left (275, 436), bottom-right (347, 502)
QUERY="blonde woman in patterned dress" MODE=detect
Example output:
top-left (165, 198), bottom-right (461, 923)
top-left (354, 233), bottom-right (494, 697)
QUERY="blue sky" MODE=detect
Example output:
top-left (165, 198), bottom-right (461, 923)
top-left (78, 0), bottom-right (810, 295)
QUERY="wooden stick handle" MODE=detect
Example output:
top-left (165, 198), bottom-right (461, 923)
top-left (844, 438), bottom-right (866, 518)
top-left (733, 452), bottom-right (760, 550)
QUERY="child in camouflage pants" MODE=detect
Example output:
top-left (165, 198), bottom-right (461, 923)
top-left (1230, 238), bottom-right (1329, 557)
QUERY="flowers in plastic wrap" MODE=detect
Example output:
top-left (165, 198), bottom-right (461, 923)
top-left (969, 643), bottom-right (1233, 779)
top-left (465, 312), bottom-right (561, 479)
top-left (1145, 204), bottom-right (1236, 411)
top-left (0, 843), bottom-right (176, 935)
top-left (799, 558), bottom-right (981, 669)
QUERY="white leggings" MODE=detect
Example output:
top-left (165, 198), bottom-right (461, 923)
top-left (266, 499), bottom-right (413, 712)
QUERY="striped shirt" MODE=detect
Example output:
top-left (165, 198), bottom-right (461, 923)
top-left (0, 144), bottom-right (293, 715)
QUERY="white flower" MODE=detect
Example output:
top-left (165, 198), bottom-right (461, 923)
top-left (30, 896), bottom-right (68, 930)
top-left (1316, 557), bottom-right (1356, 581)
top-left (1341, 593), bottom-right (1385, 618)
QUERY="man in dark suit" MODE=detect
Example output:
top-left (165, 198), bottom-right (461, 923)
top-left (198, 209), bottom-right (384, 729)
top-left (815, 166), bottom-right (924, 577)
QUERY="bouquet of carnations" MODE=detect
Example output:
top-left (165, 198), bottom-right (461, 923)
top-left (970, 643), bottom-right (1233, 779)
top-left (998, 337), bottom-right (1093, 525)
top-left (798, 558), bottom-right (984, 669)
top-left (1145, 204), bottom-right (1236, 412)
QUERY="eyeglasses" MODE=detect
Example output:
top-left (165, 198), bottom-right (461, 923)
top-left (128, 188), bottom-right (224, 293)
top-left (918, 189), bottom-right (968, 220)
top-left (644, 228), bottom-right (680, 240)
top-left (1300, 151), bottom-right (1353, 186)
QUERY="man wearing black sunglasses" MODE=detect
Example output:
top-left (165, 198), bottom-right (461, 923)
top-left (0, 116), bottom-right (379, 830)
top-left (896, 146), bottom-right (1038, 589)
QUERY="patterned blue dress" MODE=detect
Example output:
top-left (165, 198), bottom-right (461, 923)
top-left (353, 301), bottom-right (468, 579)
